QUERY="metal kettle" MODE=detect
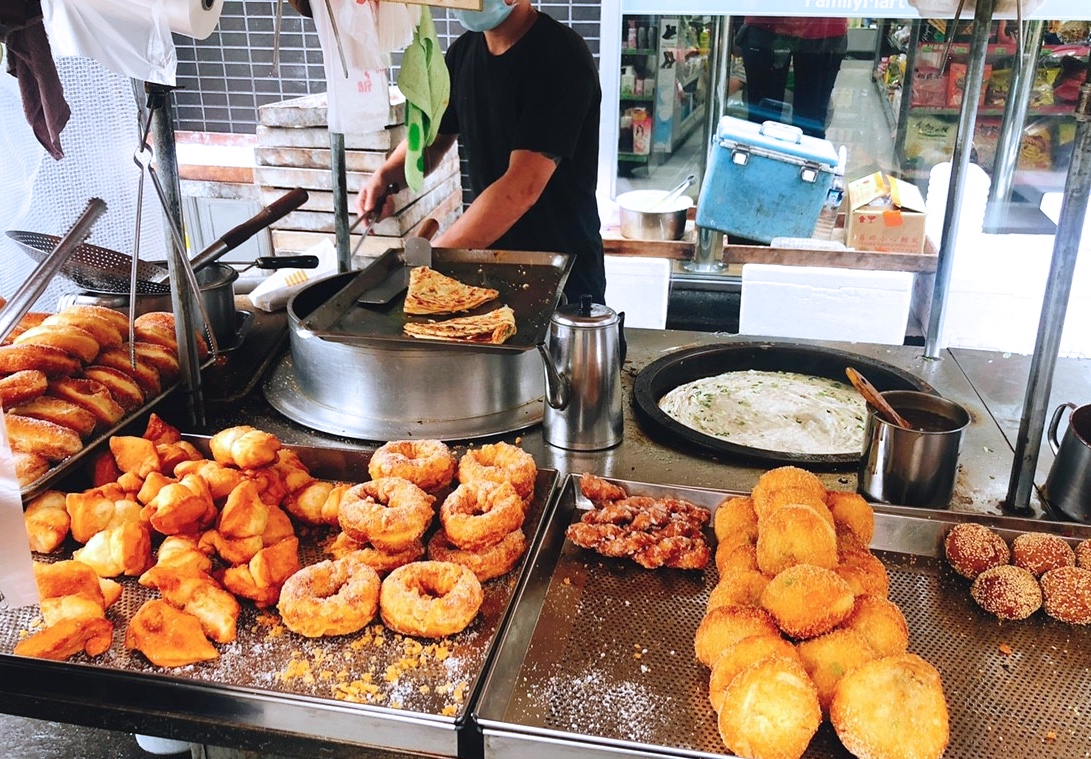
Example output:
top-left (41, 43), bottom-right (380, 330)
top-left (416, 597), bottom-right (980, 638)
top-left (537, 296), bottom-right (625, 450)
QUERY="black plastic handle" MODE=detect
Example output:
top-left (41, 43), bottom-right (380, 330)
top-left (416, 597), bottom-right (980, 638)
top-left (255, 254), bottom-right (319, 270)
top-left (217, 187), bottom-right (309, 253)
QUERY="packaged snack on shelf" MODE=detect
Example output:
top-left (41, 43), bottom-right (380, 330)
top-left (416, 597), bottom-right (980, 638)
top-left (911, 66), bottom-right (948, 107)
top-left (1030, 66), bottom-right (1060, 107)
top-left (1019, 120), bottom-right (1053, 171)
top-left (985, 68), bottom-right (1011, 109)
top-left (947, 62), bottom-right (991, 109)
top-left (904, 114), bottom-right (957, 165)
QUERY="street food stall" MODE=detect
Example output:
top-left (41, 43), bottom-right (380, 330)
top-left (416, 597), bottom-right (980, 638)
top-left (1, 0), bottom-right (1091, 757)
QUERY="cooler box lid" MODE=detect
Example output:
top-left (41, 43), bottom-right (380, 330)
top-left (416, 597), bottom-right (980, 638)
top-left (714, 116), bottom-right (839, 168)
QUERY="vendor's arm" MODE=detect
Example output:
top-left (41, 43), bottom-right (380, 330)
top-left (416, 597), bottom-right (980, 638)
top-left (432, 149), bottom-right (557, 248)
top-left (356, 134), bottom-right (458, 220)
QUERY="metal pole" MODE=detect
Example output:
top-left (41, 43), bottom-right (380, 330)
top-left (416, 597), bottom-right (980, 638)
top-left (986, 19), bottom-right (1045, 226)
top-left (330, 131), bottom-right (351, 272)
top-left (923, 0), bottom-right (996, 358)
top-left (1006, 82), bottom-right (1091, 515)
top-left (149, 83), bottom-right (205, 429)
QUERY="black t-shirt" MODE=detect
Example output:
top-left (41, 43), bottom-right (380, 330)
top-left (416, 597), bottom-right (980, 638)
top-left (438, 13), bottom-right (606, 303)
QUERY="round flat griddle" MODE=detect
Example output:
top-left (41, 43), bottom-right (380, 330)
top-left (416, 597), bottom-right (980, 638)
top-left (632, 342), bottom-right (934, 468)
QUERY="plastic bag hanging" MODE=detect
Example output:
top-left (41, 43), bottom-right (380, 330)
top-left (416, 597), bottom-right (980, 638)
top-left (312, 0), bottom-right (390, 135)
top-left (397, 7), bottom-right (449, 191)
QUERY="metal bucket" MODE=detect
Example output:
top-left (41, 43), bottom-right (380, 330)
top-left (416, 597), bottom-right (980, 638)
top-left (60, 262), bottom-right (239, 346)
top-left (617, 190), bottom-right (692, 241)
top-left (858, 390), bottom-right (971, 508)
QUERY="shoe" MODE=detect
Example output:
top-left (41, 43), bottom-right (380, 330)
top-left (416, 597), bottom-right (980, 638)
top-left (662, 24), bottom-right (677, 40)
top-left (661, 51), bottom-right (675, 69)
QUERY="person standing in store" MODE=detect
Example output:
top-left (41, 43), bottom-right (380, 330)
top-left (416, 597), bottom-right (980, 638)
top-left (357, 0), bottom-right (606, 304)
top-left (736, 16), bottom-right (848, 139)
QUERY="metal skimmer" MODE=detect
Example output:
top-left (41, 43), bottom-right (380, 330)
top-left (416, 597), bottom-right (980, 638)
top-left (5, 230), bottom-right (172, 295)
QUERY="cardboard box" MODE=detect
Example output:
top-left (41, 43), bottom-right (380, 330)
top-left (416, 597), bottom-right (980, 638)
top-left (846, 172), bottom-right (928, 254)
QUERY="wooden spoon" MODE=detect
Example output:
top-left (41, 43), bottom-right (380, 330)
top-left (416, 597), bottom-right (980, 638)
top-left (845, 367), bottom-right (913, 429)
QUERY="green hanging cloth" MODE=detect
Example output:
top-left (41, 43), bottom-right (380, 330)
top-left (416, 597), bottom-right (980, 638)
top-left (397, 7), bottom-right (450, 192)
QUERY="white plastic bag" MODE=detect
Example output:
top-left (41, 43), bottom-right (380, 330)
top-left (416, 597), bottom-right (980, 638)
top-left (312, 0), bottom-right (391, 135)
top-left (248, 239), bottom-right (337, 312)
top-left (43, 0), bottom-right (177, 85)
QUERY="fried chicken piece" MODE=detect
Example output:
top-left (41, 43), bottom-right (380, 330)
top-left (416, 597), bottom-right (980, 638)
top-left (579, 472), bottom-right (628, 505)
top-left (125, 599), bottom-right (218, 668)
top-left (24, 490), bottom-right (71, 553)
top-left (14, 617), bottom-right (114, 660)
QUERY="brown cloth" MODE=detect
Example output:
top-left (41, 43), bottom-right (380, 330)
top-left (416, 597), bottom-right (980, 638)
top-left (2, 5), bottom-right (70, 161)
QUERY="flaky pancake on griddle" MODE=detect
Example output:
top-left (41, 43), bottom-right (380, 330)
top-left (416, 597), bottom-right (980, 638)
top-left (403, 266), bottom-right (499, 315)
top-left (403, 306), bottom-right (516, 345)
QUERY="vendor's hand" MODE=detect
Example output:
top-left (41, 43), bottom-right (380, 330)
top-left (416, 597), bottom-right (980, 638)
top-left (356, 176), bottom-right (398, 223)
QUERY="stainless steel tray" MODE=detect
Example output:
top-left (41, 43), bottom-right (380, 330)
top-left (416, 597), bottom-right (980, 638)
top-left (294, 248), bottom-right (572, 354)
top-left (0, 437), bottom-right (559, 756)
top-left (475, 475), bottom-right (1091, 759)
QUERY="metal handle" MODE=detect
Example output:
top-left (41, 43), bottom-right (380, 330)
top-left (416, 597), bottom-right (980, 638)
top-left (1047, 402), bottom-right (1076, 455)
top-left (254, 255), bottom-right (319, 270)
top-left (189, 188), bottom-right (309, 271)
top-left (0, 198), bottom-right (106, 343)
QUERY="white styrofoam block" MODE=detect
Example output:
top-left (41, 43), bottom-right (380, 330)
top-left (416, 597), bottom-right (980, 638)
top-left (739, 264), bottom-right (914, 345)
top-left (604, 255), bottom-right (671, 329)
top-left (911, 232), bottom-right (1091, 357)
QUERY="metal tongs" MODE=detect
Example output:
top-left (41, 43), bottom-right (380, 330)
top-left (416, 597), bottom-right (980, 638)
top-left (131, 92), bottom-right (221, 366)
top-left (0, 199), bottom-right (107, 344)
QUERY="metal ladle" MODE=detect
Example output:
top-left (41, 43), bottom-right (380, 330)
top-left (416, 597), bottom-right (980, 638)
top-left (846, 367), bottom-right (912, 429)
top-left (648, 173), bottom-right (696, 211)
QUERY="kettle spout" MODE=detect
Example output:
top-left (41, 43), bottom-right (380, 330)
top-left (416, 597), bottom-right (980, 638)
top-left (537, 342), bottom-right (570, 410)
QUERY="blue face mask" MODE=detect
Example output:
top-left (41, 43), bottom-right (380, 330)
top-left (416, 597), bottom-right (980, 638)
top-left (452, 0), bottom-right (514, 32)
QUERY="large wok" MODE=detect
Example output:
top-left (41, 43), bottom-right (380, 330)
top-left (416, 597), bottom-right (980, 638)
top-left (632, 341), bottom-right (934, 468)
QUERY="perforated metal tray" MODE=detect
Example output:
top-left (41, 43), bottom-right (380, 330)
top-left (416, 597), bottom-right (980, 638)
top-left (0, 438), bottom-right (558, 756)
top-left (475, 475), bottom-right (1091, 759)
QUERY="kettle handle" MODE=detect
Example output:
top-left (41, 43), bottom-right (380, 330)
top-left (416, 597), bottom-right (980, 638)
top-left (1047, 402), bottom-right (1077, 454)
top-left (617, 311), bottom-right (627, 363)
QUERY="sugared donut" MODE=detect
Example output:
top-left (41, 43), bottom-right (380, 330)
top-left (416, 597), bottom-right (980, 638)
top-left (130, 342), bottom-right (181, 383)
top-left (0, 311), bottom-right (48, 345)
top-left (1040, 566), bottom-right (1091, 625)
top-left (427, 527), bottom-right (526, 582)
top-left (13, 450), bottom-right (49, 486)
top-left (277, 553), bottom-right (381, 637)
top-left (81, 365), bottom-right (145, 411)
top-left (1011, 532), bottom-right (1075, 577)
top-left (94, 347), bottom-right (162, 398)
top-left (0, 369), bottom-right (48, 408)
top-left (338, 477), bottom-right (435, 552)
top-left (1077, 539), bottom-right (1091, 571)
top-left (944, 523), bottom-right (1009, 579)
top-left (58, 304), bottom-right (130, 336)
top-left (458, 442), bottom-right (537, 503)
top-left (42, 310), bottom-right (122, 350)
top-left (47, 377), bottom-right (125, 428)
top-left (368, 439), bottom-right (456, 494)
top-left (379, 560), bottom-right (483, 638)
top-left (10, 396), bottom-right (97, 438)
top-left (326, 531), bottom-right (424, 574)
top-left (970, 565), bottom-right (1042, 620)
top-left (439, 480), bottom-right (524, 551)
top-left (5, 414), bottom-right (83, 461)
top-left (14, 323), bottom-right (100, 363)
top-left (0, 344), bottom-right (81, 378)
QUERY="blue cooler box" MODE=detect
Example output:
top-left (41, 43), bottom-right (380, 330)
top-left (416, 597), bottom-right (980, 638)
top-left (696, 117), bottom-right (839, 243)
